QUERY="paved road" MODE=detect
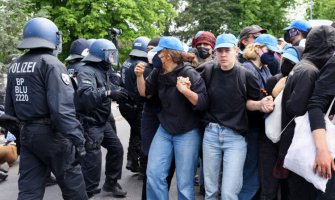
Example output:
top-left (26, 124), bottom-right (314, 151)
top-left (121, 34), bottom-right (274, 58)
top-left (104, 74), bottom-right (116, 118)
top-left (0, 104), bottom-right (204, 200)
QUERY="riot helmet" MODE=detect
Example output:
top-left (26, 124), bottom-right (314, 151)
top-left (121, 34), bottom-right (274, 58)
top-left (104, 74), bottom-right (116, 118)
top-left (65, 38), bottom-right (89, 61)
top-left (17, 17), bottom-right (62, 52)
top-left (129, 36), bottom-right (150, 58)
top-left (82, 39), bottom-right (118, 65)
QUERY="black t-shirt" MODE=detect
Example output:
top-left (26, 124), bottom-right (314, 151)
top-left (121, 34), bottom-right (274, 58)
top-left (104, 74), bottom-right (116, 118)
top-left (145, 63), bottom-right (208, 135)
top-left (203, 64), bottom-right (261, 134)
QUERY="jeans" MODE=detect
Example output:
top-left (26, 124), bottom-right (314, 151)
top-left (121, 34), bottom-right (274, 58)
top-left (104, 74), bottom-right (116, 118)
top-left (146, 125), bottom-right (200, 200)
top-left (239, 127), bottom-right (260, 200)
top-left (203, 123), bottom-right (247, 200)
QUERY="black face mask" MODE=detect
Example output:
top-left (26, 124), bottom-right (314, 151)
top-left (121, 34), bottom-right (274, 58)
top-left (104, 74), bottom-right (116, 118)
top-left (100, 61), bottom-right (111, 71)
top-left (197, 47), bottom-right (211, 59)
top-left (281, 59), bottom-right (295, 76)
top-left (152, 54), bottom-right (163, 69)
top-left (284, 30), bottom-right (291, 43)
top-left (260, 52), bottom-right (276, 65)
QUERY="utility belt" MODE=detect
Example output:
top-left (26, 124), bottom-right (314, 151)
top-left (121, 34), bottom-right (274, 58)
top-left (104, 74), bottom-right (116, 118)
top-left (20, 118), bottom-right (51, 126)
top-left (121, 102), bottom-right (144, 112)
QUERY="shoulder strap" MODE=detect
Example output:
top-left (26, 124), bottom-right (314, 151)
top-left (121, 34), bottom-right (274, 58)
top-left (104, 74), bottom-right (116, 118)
top-left (236, 65), bottom-right (247, 99)
top-left (201, 62), bottom-right (215, 87)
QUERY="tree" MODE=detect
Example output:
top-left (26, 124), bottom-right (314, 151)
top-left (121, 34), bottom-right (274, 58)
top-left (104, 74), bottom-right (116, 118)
top-left (29, 0), bottom-right (177, 63)
top-left (307, 0), bottom-right (335, 20)
top-left (0, 0), bottom-right (49, 71)
top-left (172, 0), bottom-right (295, 42)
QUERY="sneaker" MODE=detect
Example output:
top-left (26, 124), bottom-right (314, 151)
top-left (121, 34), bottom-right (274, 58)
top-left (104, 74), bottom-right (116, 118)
top-left (126, 160), bottom-right (140, 173)
top-left (103, 180), bottom-right (127, 197)
top-left (45, 175), bottom-right (57, 187)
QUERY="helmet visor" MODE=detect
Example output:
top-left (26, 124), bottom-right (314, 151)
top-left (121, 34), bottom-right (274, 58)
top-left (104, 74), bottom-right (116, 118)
top-left (104, 49), bottom-right (118, 65)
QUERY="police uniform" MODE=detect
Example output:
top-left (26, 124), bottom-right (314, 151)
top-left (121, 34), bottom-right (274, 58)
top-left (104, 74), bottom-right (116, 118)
top-left (120, 57), bottom-right (149, 171)
top-left (76, 62), bottom-right (124, 196)
top-left (5, 49), bottom-right (87, 200)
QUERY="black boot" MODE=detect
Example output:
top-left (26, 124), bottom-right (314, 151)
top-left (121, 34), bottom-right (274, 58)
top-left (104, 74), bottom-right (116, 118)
top-left (87, 187), bottom-right (101, 198)
top-left (103, 179), bottom-right (127, 197)
top-left (126, 159), bottom-right (140, 173)
top-left (45, 174), bottom-right (57, 187)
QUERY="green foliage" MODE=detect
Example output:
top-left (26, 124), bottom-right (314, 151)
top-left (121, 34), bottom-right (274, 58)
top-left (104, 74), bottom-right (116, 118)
top-left (0, 0), bottom-right (49, 72)
top-left (29, 0), bottom-right (177, 64)
top-left (173, 0), bottom-right (295, 42)
top-left (307, 0), bottom-right (335, 20)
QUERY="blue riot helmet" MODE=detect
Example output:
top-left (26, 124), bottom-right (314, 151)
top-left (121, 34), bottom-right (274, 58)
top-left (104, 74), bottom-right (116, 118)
top-left (82, 39), bottom-right (118, 65)
top-left (87, 39), bottom-right (97, 47)
top-left (17, 17), bottom-right (62, 52)
top-left (65, 38), bottom-right (89, 61)
top-left (129, 36), bottom-right (150, 58)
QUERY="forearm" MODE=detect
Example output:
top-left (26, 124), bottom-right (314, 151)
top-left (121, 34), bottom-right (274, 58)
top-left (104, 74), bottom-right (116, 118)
top-left (136, 75), bottom-right (146, 97)
top-left (246, 99), bottom-right (261, 111)
top-left (313, 129), bottom-right (329, 152)
top-left (181, 89), bottom-right (198, 106)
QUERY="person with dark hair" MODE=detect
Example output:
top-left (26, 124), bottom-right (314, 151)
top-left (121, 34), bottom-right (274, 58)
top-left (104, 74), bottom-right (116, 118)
top-left (280, 25), bottom-right (335, 200)
top-left (135, 36), bottom-right (208, 200)
top-left (283, 19), bottom-right (311, 47)
top-left (238, 25), bottom-right (267, 63)
top-left (140, 37), bottom-right (177, 199)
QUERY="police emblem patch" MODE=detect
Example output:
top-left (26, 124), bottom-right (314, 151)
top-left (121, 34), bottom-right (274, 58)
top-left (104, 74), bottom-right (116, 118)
top-left (61, 73), bottom-right (71, 85)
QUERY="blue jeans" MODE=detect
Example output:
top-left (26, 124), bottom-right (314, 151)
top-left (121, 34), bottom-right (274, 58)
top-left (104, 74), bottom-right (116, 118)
top-left (239, 128), bottom-right (260, 200)
top-left (146, 125), bottom-right (201, 200)
top-left (203, 123), bottom-right (247, 200)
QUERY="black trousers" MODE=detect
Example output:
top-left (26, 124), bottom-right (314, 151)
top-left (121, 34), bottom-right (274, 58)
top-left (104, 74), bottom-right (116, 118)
top-left (18, 124), bottom-right (87, 200)
top-left (259, 135), bottom-right (288, 200)
top-left (81, 121), bottom-right (124, 193)
top-left (119, 103), bottom-right (142, 162)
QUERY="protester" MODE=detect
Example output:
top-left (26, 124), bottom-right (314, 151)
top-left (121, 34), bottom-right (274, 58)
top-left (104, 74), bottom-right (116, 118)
top-left (283, 19), bottom-right (311, 47)
top-left (191, 31), bottom-right (216, 68)
top-left (135, 36), bottom-right (207, 200)
top-left (280, 25), bottom-right (335, 200)
top-left (199, 33), bottom-right (274, 200)
top-left (238, 25), bottom-right (267, 63)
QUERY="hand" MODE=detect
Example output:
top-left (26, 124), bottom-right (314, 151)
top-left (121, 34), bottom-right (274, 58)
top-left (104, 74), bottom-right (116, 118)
top-left (134, 62), bottom-right (146, 77)
top-left (109, 89), bottom-right (129, 103)
top-left (260, 96), bottom-right (274, 113)
top-left (71, 145), bottom-right (86, 166)
top-left (176, 76), bottom-right (191, 94)
top-left (314, 148), bottom-right (335, 179)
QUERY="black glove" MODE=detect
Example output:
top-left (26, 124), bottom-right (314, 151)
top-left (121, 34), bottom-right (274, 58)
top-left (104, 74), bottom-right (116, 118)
top-left (108, 89), bottom-right (129, 103)
top-left (71, 145), bottom-right (86, 167)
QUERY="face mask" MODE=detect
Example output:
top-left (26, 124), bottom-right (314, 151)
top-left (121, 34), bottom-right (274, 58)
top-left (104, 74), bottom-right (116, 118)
top-left (281, 59), bottom-right (295, 76)
top-left (197, 47), bottom-right (211, 59)
top-left (152, 54), bottom-right (163, 69)
top-left (284, 30), bottom-right (291, 43)
top-left (260, 52), bottom-right (276, 65)
top-left (147, 50), bottom-right (157, 64)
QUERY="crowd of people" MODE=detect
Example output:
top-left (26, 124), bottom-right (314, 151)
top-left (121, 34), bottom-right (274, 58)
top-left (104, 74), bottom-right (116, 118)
top-left (2, 16), bottom-right (335, 200)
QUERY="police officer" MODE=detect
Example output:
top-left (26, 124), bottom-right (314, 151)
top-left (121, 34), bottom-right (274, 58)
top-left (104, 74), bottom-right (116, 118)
top-left (65, 38), bottom-right (89, 78)
top-left (5, 17), bottom-right (88, 200)
top-left (76, 39), bottom-right (128, 198)
top-left (120, 36), bottom-right (150, 173)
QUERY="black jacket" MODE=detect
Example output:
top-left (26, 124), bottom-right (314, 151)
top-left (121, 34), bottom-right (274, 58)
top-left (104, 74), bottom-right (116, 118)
top-left (5, 49), bottom-right (85, 147)
top-left (280, 25), bottom-right (335, 156)
top-left (76, 62), bottom-right (112, 125)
